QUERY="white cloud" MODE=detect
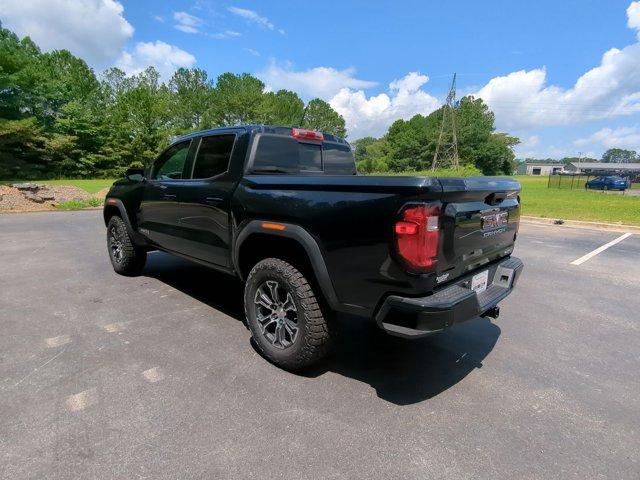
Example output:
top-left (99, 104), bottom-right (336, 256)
top-left (211, 30), bottom-right (241, 39)
top-left (245, 48), bottom-right (260, 57)
top-left (257, 64), bottom-right (439, 139)
top-left (116, 41), bottom-right (196, 81)
top-left (228, 6), bottom-right (275, 30)
top-left (258, 61), bottom-right (377, 99)
top-left (628, 1), bottom-right (640, 38)
top-left (173, 11), bottom-right (202, 34)
top-left (575, 126), bottom-right (640, 150)
top-left (475, 2), bottom-right (640, 131)
top-left (0, 0), bottom-right (133, 68)
top-left (513, 135), bottom-right (542, 158)
top-left (329, 72), bottom-right (441, 139)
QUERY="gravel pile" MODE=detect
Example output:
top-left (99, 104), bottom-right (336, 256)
top-left (0, 183), bottom-right (95, 212)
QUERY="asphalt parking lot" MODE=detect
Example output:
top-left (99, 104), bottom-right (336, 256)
top-left (1, 210), bottom-right (639, 479)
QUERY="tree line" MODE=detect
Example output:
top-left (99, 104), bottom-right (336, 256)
top-left (0, 26), bottom-right (346, 179)
top-left (1, 24), bottom-right (524, 179)
top-left (353, 96), bottom-right (519, 175)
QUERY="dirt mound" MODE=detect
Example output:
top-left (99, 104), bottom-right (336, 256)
top-left (0, 184), bottom-right (93, 212)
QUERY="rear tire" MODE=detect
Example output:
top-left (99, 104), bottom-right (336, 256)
top-left (107, 216), bottom-right (146, 276)
top-left (244, 258), bottom-right (332, 370)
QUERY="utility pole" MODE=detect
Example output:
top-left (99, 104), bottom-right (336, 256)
top-left (431, 73), bottom-right (460, 170)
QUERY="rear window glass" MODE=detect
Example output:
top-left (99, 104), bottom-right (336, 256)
top-left (251, 134), bottom-right (355, 174)
top-left (192, 134), bottom-right (235, 179)
top-left (323, 143), bottom-right (356, 175)
top-left (252, 135), bottom-right (299, 172)
top-left (299, 144), bottom-right (322, 171)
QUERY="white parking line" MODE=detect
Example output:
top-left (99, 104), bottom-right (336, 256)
top-left (570, 233), bottom-right (633, 266)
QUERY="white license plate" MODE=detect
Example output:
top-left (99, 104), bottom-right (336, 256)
top-left (471, 270), bottom-right (489, 293)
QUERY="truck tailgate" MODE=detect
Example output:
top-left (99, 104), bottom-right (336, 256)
top-left (436, 176), bottom-right (520, 283)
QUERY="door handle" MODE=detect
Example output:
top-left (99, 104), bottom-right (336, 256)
top-left (163, 194), bottom-right (177, 201)
top-left (205, 197), bottom-right (223, 205)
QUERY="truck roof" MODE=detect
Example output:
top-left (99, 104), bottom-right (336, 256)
top-left (173, 125), bottom-right (350, 146)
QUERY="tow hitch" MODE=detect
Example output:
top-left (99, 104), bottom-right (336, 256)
top-left (482, 306), bottom-right (500, 319)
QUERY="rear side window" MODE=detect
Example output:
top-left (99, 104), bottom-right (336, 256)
top-left (251, 134), bottom-right (355, 174)
top-left (192, 134), bottom-right (235, 179)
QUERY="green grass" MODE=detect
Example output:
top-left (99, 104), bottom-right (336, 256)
top-left (1, 178), bottom-right (115, 193)
top-left (55, 197), bottom-right (104, 210)
top-left (516, 176), bottom-right (640, 225)
top-left (39, 179), bottom-right (115, 193)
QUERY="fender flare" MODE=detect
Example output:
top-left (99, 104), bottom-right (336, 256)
top-left (234, 220), bottom-right (341, 311)
top-left (103, 198), bottom-right (147, 246)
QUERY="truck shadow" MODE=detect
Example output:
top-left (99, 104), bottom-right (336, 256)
top-left (143, 252), bottom-right (246, 324)
top-left (143, 252), bottom-right (501, 406)
top-left (308, 316), bottom-right (501, 405)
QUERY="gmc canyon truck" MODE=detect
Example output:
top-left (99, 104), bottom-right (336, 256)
top-left (104, 125), bottom-right (523, 370)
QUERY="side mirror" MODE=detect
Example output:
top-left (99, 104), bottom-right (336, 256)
top-left (125, 167), bottom-right (145, 182)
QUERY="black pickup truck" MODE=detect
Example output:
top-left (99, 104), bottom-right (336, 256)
top-left (104, 125), bottom-right (523, 369)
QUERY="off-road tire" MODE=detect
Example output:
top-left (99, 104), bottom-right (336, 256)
top-left (107, 215), bottom-right (146, 276)
top-left (244, 258), bottom-right (332, 370)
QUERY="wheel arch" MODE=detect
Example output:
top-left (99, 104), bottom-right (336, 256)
top-left (103, 198), bottom-right (146, 247)
top-left (234, 221), bottom-right (340, 311)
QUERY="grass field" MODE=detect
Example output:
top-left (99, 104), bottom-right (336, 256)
top-left (38, 179), bottom-right (115, 194)
top-left (0, 179), bottom-right (115, 193)
top-left (516, 176), bottom-right (640, 225)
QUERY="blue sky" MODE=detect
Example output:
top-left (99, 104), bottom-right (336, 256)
top-left (2, 0), bottom-right (640, 158)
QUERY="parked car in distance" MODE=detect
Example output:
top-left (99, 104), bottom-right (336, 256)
top-left (585, 175), bottom-right (629, 191)
top-left (103, 125), bottom-right (523, 370)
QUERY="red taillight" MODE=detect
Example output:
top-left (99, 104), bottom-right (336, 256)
top-left (291, 128), bottom-right (324, 142)
top-left (394, 204), bottom-right (440, 271)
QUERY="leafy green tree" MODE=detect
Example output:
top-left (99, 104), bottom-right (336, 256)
top-left (168, 68), bottom-right (212, 133)
top-left (0, 28), bottom-right (41, 120)
top-left (382, 96), bottom-right (518, 174)
top-left (205, 73), bottom-right (265, 126)
top-left (259, 89), bottom-right (305, 125)
top-left (0, 118), bottom-right (49, 178)
top-left (601, 148), bottom-right (637, 163)
top-left (354, 137), bottom-right (390, 173)
top-left (385, 114), bottom-right (438, 171)
top-left (302, 99), bottom-right (346, 137)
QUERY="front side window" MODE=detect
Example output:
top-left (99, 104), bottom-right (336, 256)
top-left (192, 134), bottom-right (235, 179)
top-left (152, 141), bottom-right (191, 180)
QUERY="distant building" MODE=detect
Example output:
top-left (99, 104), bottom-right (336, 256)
top-left (516, 163), bottom-right (566, 175)
top-left (565, 162), bottom-right (640, 176)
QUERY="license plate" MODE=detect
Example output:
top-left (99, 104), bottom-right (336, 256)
top-left (471, 270), bottom-right (489, 293)
top-left (481, 211), bottom-right (508, 230)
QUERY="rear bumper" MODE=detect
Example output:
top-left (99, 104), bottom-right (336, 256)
top-left (374, 256), bottom-right (523, 339)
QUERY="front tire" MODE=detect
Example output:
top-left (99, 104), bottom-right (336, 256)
top-left (244, 258), bottom-right (331, 370)
top-left (107, 216), bottom-right (146, 276)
